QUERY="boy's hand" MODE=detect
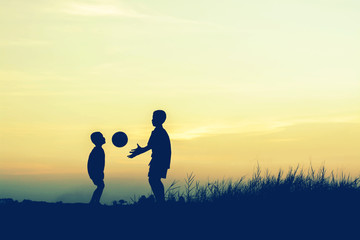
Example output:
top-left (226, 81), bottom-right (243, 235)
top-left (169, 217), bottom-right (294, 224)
top-left (128, 144), bottom-right (143, 158)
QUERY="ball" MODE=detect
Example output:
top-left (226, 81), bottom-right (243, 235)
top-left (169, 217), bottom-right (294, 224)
top-left (112, 131), bottom-right (128, 148)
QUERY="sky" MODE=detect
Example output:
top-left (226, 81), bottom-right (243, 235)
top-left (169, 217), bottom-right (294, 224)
top-left (0, 0), bottom-right (359, 203)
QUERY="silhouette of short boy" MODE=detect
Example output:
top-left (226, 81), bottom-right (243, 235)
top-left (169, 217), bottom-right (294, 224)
top-left (88, 132), bottom-right (106, 205)
top-left (128, 110), bottom-right (171, 203)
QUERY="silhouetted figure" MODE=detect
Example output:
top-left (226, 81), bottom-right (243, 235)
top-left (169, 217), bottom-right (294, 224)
top-left (128, 110), bottom-right (171, 203)
top-left (88, 132), bottom-right (106, 206)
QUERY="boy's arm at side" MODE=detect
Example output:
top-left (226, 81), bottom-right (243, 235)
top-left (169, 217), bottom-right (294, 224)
top-left (128, 144), bottom-right (151, 158)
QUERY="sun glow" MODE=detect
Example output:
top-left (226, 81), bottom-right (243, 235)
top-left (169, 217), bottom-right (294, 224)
top-left (1, 0), bottom-right (359, 203)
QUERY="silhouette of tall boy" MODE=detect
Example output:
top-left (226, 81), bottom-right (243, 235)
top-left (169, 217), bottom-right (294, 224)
top-left (88, 132), bottom-right (106, 205)
top-left (128, 110), bottom-right (171, 203)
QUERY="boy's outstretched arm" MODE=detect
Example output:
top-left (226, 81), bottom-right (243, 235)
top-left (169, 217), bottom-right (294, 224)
top-left (128, 144), bottom-right (150, 158)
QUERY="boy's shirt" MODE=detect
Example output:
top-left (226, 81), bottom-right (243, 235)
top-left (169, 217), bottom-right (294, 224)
top-left (87, 146), bottom-right (105, 180)
top-left (148, 126), bottom-right (171, 169)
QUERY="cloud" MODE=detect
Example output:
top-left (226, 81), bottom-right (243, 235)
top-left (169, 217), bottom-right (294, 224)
top-left (62, 2), bottom-right (217, 26)
top-left (171, 115), bottom-right (360, 141)
top-left (171, 122), bottom-right (288, 141)
top-left (171, 126), bottom-right (221, 140)
top-left (0, 39), bottom-right (50, 46)
top-left (64, 3), bottom-right (144, 17)
top-left (268, 138), bottom-right (299, 142)
top-left (0, 162), bottom-right (56, 175)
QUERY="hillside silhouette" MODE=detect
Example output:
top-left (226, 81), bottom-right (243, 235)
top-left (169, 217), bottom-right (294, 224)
top-left (1, 166), bottom-right (359, 238)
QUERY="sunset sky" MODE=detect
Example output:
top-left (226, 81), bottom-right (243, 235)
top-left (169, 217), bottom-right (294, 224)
top-left (1, 0), bottom-right (359, 203)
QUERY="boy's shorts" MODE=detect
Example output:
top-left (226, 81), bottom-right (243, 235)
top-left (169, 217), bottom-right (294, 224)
top-left (90, 172), bottom-right (104, 187)
top-left (148, 165), bottom-right (168, 179)
top-left (91, 178), bottom-right (104, 187)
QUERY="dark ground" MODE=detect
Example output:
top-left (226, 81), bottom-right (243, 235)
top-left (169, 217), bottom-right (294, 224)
top-left (1, 196), bottom-right (359, 239)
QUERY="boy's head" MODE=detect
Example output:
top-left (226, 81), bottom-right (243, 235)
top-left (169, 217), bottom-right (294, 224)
top-left (152, 110), bottom-right (166, 127)
top-left (91, 132), bottom-right (106, 146)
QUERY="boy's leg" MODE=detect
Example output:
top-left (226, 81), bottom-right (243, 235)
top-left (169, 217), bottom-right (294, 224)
top-left (148, 177), bottom-right (165, 203)
top-left (90, 179), bottom-right (105, 205)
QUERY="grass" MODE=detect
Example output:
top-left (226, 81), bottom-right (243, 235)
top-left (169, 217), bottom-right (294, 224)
top-left (113, 164), bottom-right (359, 237)
top-left (1, 165), bottom-right (360, 238)
top-left (128, 164), bottom-right (360, 206)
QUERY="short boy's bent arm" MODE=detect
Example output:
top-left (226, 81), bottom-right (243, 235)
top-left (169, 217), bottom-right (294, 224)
top-left (100, 150), bottom-right (105, 171)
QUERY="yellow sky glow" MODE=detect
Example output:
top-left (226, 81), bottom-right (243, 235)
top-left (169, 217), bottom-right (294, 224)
top-left (0, 1), bottom-right (360, 202)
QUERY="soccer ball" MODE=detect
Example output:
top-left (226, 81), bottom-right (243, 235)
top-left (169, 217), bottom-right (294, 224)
top-left (112, 131), bottom-right (128, 148)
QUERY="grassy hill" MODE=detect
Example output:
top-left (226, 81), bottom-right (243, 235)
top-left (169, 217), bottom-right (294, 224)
top-left (1, 165), bottom-right (359, 238)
